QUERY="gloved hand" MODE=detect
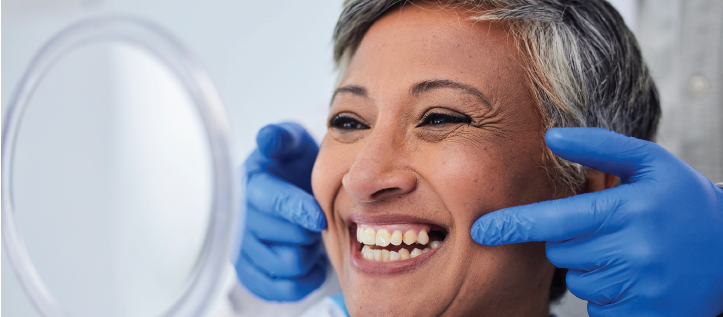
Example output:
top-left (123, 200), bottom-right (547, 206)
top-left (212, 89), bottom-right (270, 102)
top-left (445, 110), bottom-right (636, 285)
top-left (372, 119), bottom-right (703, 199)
top-left (234, 122), bottom-right (328, 301)
top-left (472, 127), bottom-right (723, 317)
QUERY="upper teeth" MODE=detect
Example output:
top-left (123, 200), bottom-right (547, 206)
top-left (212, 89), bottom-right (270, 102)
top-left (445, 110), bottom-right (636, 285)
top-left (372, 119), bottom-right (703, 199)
top-left (356, 225), bottom-right (442, 262)
top-left (357, 227), bottom-right (433, 247)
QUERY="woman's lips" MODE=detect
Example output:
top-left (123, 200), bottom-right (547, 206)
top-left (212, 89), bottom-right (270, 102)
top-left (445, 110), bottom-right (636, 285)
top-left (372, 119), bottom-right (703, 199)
top-left (347, 214), bottom-right (448, 274)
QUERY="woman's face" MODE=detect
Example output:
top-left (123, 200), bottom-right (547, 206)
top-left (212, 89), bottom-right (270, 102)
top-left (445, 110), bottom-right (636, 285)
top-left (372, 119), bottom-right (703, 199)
top-left (312, 3), bottom-right (564, 316)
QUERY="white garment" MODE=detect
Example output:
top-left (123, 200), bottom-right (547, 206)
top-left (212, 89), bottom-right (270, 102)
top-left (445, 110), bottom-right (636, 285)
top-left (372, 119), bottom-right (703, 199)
top-left (299, 296), bottom-right (348, 317)
top-left (215, 266), bottom-right (342, 317)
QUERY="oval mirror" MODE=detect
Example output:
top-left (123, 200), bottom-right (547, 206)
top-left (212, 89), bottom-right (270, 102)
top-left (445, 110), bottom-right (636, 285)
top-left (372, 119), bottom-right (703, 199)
top-left (2, 17), bottom-right (239, 317)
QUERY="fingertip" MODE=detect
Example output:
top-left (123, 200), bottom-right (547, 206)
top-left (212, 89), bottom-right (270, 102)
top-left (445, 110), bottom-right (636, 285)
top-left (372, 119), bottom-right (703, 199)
top-left (310, 215), bottom-right (327, 232)
top-left (544, 127), bottom-right (566, 145)
top-left (544, 127), bottom-right (665, 178)
top-left (545, 127), bottom-right (622, 153)
top-left (257, 122), bottom-right (317, 160)
top-left (470, 215), bottom-right (498, 246)
top-left (544, 128), bottom-right (582, 156)
top-left (470, 218), bottom-right (483, 243)
top-left (544, 127), bottom-right (592, 152)
top-left (256, 124), bottom-right (295, 159)
top-left (301, 201), bottom-right (327, 232)
top-left (318, 216), bottom-right (328, 231)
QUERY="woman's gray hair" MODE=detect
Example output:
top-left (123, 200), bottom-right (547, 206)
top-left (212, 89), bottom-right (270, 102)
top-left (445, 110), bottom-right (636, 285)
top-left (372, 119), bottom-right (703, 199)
top-left (332, 0), bottom-right (661, 193)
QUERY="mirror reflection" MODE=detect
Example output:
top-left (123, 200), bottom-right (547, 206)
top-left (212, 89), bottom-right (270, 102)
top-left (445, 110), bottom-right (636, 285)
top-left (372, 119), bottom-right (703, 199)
top-left (11, 41), bottom-right (212, 317)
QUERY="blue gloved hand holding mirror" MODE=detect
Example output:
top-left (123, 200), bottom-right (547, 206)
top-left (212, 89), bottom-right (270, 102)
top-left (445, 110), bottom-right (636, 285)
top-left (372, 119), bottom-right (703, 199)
top-left (235, 122), bottom-right (328, 301)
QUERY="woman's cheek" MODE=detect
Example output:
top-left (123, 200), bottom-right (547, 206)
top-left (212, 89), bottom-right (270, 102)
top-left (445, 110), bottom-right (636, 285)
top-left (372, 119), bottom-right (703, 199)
top-left (415, 140), bottom-right (506, 202)
top-left (313, 137), bottom-right (355, 287)
top-left (321, 227), bottom-right (345, 286)
top-left (311, 137), bottom-right (336, 214)
top-left (418, 134), bottom-right (547, 219)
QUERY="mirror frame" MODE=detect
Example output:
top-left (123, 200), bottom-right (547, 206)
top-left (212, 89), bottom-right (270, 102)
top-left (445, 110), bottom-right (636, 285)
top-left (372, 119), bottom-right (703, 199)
top-left (2, 16), bottom-right (239, 317)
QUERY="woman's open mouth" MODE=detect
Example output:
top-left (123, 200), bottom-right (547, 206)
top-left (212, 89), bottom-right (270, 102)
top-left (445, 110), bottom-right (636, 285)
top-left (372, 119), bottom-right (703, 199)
top-left (348, 215), bottom-right (448, 274)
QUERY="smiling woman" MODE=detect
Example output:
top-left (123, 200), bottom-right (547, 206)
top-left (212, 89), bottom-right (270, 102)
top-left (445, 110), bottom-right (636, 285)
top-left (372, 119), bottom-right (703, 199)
top-left (308, 0), bottom-right (659, 316)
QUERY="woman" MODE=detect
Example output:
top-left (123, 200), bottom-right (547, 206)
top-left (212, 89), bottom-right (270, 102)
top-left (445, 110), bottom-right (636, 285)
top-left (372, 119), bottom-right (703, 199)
top-left (304, 0), bottom-right (658, 315)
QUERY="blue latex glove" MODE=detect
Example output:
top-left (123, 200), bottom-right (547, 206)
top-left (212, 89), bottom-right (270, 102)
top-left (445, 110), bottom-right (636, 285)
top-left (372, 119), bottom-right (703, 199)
top-left (472, 127), bottom-right (723, 317)
top-left (234, 122), bottom-right (328, 301)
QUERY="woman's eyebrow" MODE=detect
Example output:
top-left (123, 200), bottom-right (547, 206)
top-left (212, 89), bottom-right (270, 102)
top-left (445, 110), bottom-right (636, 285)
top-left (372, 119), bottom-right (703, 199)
top-left (411, 79), bottom-right (492, 109)
top-left (331, 85), bottom-right (368, 105)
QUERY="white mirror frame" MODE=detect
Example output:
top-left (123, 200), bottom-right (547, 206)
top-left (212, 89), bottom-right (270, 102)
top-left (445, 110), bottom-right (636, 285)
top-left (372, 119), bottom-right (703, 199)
top-left (2, 16), bottom-right (239, 317)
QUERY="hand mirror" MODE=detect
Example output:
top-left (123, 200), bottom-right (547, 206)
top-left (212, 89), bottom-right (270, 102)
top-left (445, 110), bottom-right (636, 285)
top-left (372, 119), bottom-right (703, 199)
top-left (2, 17), bottom-right (239, 317)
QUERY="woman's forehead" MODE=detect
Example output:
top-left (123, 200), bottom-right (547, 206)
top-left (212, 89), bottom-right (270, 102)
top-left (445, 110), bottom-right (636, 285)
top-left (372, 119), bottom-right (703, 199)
top-left (339, 3), bottom-right (524, 101)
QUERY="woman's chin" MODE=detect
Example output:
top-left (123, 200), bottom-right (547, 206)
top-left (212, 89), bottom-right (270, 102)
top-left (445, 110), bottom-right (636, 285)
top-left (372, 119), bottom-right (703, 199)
top-left (340, 233), bottom-right (456, 316)
top-left (342, 268), bottom-right (448, 316)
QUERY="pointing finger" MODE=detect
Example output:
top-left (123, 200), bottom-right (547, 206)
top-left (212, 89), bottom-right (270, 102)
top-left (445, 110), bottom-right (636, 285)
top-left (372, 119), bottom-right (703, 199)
top-left (256, 122), bottom-right (318, 161)
top-left (246, 171), bottom-right (326, 231)
top-left (471, 189), bottom-right (623, 245)
top-left (545, 128), bottom-right (670, 182)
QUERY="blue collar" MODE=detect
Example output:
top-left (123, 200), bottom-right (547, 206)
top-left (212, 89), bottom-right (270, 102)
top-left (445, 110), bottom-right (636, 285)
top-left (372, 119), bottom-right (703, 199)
top-left (330, 293), bottom-right (350, 317)
top-left (330, 292), bottom-right (557, 317)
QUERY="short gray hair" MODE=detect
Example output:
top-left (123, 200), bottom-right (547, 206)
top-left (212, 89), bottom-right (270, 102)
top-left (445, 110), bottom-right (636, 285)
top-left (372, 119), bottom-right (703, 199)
top-left (332, 0), bottom-right (661, 193)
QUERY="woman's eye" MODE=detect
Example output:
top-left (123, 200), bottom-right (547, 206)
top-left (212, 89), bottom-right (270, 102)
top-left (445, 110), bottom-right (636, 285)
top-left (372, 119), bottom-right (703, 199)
top-left (330, 115), bottom-right (369, 130)
top-left (418, 112), bottom-right (471, 127)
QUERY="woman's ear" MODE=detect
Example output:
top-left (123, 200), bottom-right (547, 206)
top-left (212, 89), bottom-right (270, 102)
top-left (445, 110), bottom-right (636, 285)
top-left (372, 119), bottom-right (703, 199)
top-left (585, 167), bottom-right (619, 193)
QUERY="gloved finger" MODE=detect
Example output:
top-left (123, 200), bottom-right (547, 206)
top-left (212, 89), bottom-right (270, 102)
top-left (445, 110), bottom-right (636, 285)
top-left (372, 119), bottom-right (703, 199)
top-left (565, 268), bottom-right (630, 307)
top-left (568, 269), bottom-right (671, 317)
top-left (235, 254), bottom-right (327, 302)
top-left (246, 206), bottom-right (322, 245)
top-left (246, 171), bottom-right (326, 232)
top-left (586, 297), bottom-right (668, 317)
top-left (251, 122), bottom-right (319, 193)
top-left (544, 234), bottom-right (620, 272)
top-left (242, 230), bottom-right (323, 278)
top-left (256, 122), bottom-right (318, 161)
top-left (545, 127), bottom-right (671, 182)
top-left (471, 189), bottom-right (624, 245)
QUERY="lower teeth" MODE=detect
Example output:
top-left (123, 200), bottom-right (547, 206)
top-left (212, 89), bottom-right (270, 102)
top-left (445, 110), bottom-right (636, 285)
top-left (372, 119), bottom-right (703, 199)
top-left (361, 241), bottom-right (439, 262)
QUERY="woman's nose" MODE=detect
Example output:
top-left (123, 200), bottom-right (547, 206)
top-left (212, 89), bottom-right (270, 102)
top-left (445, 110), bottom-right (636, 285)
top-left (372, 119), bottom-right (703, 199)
top-left (342, 132), bottom-right (417, 202)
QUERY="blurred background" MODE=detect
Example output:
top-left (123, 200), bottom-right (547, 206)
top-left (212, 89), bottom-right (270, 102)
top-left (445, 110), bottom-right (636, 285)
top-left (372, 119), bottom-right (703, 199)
top-left (2, 0), bottom-right (720, 316)
top-left (2, 1), bottom-right (341, 316)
